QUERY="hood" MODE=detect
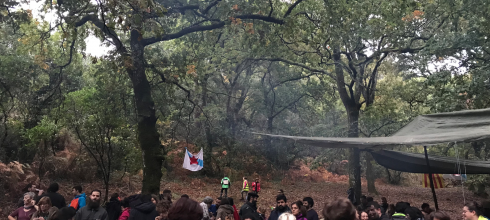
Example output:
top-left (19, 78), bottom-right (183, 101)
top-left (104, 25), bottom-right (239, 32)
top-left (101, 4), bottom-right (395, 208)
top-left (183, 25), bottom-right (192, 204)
top-left (219, 204), bottom-right (234, 213)
top-left (75, 193), bottom-right (86, 199)
top-left (132, 200), bottom-right (157, 214)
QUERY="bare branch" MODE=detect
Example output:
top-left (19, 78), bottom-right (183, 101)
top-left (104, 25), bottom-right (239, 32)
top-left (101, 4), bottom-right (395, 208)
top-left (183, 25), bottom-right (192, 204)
top-left (283, 0), bottom-right (304, 18)
top-left (75, 15), bottom-right (127, 53)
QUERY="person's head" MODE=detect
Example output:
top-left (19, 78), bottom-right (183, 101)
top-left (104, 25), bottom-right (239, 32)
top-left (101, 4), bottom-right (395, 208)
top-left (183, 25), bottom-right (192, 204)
top-left (23, 192), bottom-right (35, 206)
top-left (360, 196), bottom-right (367, 205)
top-left (110, 193), bottom-right (119, 201)
top-left (381, 197), bottom-right (387, 204)
top-left (292, 201), bottom-right (307, 217)
top-left (256, 178), bottom-right (259, 182)
top-left (167, 197), bottom-right (204, 220)
top-left (360, 211), bottom-right (369, 220)
top-left (89, 189), bottom-right (102, 208)
top-left (122, 197), bottom-right (131, 208)
top-left (38, 196), bottom-right (53, 212)
top-left (151, 194), bottom-right (160, 204)
top-left (243, 212), bottom-right (260, 220)
top-left (368, 206), bottom-right (380, 220)
top-left (303, 197), bottom-right (314, 209)
top-left (276, 194), bottom-right (288, 212)
top-left (370, 202), bottom-right (382, 217)
top-left (430, 211), bottom-right (451, 220)
top-left (259, 207), bottom-right (267, 214)
top-left (217, 197), bottom-right (222, 206)
top-left (220, 197), bottom-right (230, 205)
top-left (405, 207), bottom-right (424, 220)
top-left (395, 202), bottom-right (410, 214)
top-left (422, 203), bottom-right (431, 214)
top-left (203, 196), bottom-right (213, 208)
top-left (47, 182), bottom-right (59, 193)
top-left (278, 213), bottom-right (296, 220)
top-left (367, 197), bottom-right (374, 203)
top-left (181, 194), bottom-right (189, 199)
top-left (72, 185), bottom-right (82, 196)
top-left (156, 198), bottom-right (173, 217)
top-left (247, 192), bottom-right (259, 204)
top-left (243, 177), bottom-right (247, 181)
top-left (278, 189), bottom-right (284, 195)
top-left (52, 207), bottom-right (77, 220)
top-left (26, 183), bottom-right (37, 193)
top-left (229, 197), bottom-right (235, 206)
top-left (322, 198), bottom-right (357, 220)
top-left (464, 201), bottom-right (482, 220)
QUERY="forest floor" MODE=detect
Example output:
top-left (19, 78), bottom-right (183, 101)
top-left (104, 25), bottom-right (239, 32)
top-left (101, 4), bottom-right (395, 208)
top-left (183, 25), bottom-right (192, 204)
top-left (0, 176), bottom-right (476, 220)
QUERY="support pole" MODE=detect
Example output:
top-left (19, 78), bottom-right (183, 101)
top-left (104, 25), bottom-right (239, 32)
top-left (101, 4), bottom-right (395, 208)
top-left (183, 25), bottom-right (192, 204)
top-left (424, 146), bottom-right (439, 210)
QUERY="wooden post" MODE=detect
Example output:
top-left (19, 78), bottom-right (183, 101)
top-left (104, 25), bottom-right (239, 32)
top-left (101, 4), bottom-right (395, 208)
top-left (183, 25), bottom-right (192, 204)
top-left (424, 146), bottom-right (439, 210)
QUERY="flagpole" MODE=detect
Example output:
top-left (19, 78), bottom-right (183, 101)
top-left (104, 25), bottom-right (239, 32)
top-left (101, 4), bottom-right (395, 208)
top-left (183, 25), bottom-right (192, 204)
top-left (424, 146), bottom-right (439, 211)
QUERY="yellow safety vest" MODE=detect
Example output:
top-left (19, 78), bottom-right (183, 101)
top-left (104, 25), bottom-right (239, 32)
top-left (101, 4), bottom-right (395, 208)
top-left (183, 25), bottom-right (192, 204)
top-left (243, 180), bottom-right (249, 191)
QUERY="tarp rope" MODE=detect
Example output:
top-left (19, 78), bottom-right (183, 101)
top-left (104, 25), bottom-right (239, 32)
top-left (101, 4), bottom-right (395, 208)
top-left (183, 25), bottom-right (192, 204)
top-left (454, 142), bottom-right (467, 204)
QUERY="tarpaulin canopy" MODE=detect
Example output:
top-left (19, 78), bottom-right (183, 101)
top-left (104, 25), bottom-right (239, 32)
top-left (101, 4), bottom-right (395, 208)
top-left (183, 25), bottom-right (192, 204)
top-left (252, 108), bottom-right (490, 148)
top-left (370, 150), bottom-right (490, 174)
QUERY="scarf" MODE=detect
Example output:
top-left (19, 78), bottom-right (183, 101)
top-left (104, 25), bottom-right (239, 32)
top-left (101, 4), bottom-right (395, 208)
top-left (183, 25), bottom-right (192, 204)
top-left (24, 205), bottom-right (34, 210)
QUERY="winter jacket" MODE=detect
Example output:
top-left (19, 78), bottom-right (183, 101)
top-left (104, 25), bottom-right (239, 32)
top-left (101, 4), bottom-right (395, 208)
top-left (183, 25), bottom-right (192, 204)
top-left (209, 204), bottom-right (218, 217)
top-left (36, 192), bottom-right (66, 209)
top-left (296, 213), bottom-right (307, 220)
top-left (118, 208), bottom-right (130, 220)
top-left (239, 202), bottom-right (258, 218)
top-left (75, 205), bottom-right (108, 220)
top-left (128, 198), bottom-right (159, 220)
top-left (200, 202), bottom-right (210, 220)
top-left (307, 209), bottom-right (319, 220)
top-left (269, 206), bottom-right (291, 220)
top-left (232, 205), bottom-right (240, 220)
top-left (216, 204), bottom-right (234, 220)
top-left (221, 177), bottom-right (231, 189)
top-left (105, 199), bottom-right (122, 220)
top-left (69, 193), bottom-right (87, 210)
top-left (31, 206), bottom-right (58, 220)
top-left (252, 182), bottom-right (261, 192)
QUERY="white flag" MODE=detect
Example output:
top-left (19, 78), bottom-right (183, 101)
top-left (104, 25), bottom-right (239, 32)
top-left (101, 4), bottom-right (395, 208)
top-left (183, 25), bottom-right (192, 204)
top-left (183, 148), bottom-right (204, 171)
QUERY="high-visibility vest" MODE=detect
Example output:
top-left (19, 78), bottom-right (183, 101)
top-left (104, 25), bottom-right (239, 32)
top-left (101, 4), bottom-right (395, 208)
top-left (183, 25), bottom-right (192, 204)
top-left (243, 180), bottom-right (249, 191)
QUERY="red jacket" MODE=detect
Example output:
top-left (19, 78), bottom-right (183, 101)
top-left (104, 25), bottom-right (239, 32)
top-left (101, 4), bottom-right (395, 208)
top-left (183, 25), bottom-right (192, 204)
top-left (118, 207), bottom-right (130, 220)
top-left (232, 205), bottom-right (240, 220)
top-left (252, 182), bottom-right (261, 192)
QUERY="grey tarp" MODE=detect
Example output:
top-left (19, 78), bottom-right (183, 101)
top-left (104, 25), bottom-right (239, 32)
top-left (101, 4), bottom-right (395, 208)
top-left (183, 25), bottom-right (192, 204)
top-left (370, 150), bottom-right (490, 174)
top-left (252, 108), bottom-right (490, 149)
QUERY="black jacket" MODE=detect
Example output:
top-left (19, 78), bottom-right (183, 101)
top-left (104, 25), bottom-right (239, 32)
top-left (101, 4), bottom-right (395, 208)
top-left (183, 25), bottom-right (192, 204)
top-left (105, 199), bottom-right (122, 220)
top-left (239, 202), bottom-right (260, 219)
top-left (36, 192), bottom-right (66, 209)
top-left (75, 205), bottom-right (108, 220)
top-left (128, 198), bottom-right (159, 220)
top-left (307, 209), bottom-right (320, 220)
top-left (269, 206), bottom-right (291, 220)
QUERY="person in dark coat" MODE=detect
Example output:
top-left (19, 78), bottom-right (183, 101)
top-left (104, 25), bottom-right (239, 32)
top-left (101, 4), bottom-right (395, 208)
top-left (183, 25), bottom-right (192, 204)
top-left (269, 194), bottom-right (291, 220)
top-left (240, 192), bottom-right (260, 220)
top-left (105, 193), bottom-right (122, 220)
top-left (36, 183), bottom-right (66, 209)
top-left (75, 190), bottom-right (108, 220)
top-left (368, 203), bottom-right (390, 220)
top-left (128, 194), bottom-right (159, 220)
top-left (51, 207), bottom-right (77, 220)
top-left (303, 197), bottom-right (320, 220)
top-left (167, 197), bottom-right (204, 220)
top-left (216, 197), bottom-right (235, 220)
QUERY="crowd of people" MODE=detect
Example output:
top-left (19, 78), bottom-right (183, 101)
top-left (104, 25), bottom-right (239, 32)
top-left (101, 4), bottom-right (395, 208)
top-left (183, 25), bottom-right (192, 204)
top-left (7, 180), bottom-right (490, 220)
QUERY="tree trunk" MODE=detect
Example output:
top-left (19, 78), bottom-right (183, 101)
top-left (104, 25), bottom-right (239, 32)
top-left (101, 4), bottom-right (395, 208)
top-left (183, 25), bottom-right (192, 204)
top-left (347, 110), bottom-right (362, 200)
top-left (333, 48), bottom-right (362, 200)
top-left (201, 74), bottom-right (214, 175)
top-left (129, 31), bottom-right (163, 194)
top-left (366, 152), bottom-right (378, 194)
